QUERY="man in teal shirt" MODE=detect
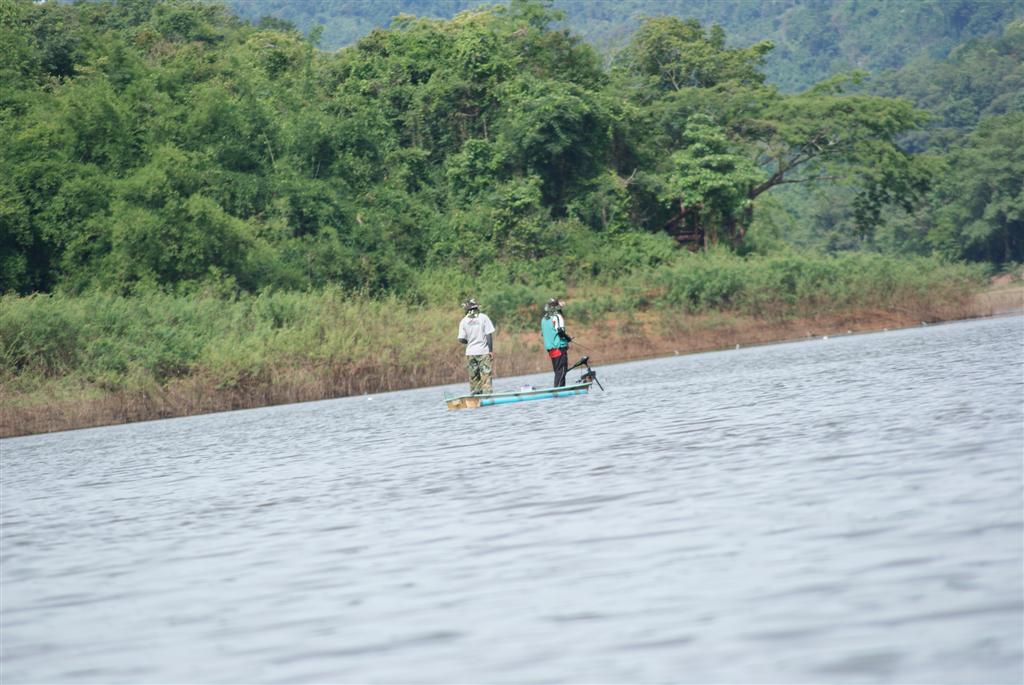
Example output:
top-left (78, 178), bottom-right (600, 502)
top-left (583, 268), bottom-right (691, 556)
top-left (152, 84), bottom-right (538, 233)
top-left (540, 298), bottom-right (572, 387)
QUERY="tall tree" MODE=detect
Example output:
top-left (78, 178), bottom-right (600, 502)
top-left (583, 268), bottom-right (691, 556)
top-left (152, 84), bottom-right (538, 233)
top-left (928, 113), bottom-right (1024, 264)
top-left (616, 20), bottom-right (929, 248)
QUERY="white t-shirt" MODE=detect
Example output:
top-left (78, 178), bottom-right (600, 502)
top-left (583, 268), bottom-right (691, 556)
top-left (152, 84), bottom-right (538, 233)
top-left (459, 313), bottom-right (495, 356)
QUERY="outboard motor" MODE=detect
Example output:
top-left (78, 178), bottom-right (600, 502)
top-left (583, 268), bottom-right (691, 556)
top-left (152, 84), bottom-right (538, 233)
top-left (568, 356), bottom-right (604, 390)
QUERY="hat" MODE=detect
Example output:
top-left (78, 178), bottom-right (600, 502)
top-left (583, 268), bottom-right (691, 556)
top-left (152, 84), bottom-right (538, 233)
top-left (462, 298), bottom-right (480, 312)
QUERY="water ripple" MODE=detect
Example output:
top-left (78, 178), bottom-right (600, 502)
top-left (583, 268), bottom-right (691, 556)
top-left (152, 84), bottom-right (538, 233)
top-left (2, 316), bottom-right (1022, 684)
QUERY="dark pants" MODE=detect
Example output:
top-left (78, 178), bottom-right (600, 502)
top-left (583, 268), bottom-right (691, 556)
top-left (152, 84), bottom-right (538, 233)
top-left (550, 348), bottom-right (568, 387)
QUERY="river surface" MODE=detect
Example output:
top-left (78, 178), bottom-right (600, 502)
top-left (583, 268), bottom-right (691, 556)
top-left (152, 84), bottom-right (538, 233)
top-left (2, 316), bottom-right (1022, 684)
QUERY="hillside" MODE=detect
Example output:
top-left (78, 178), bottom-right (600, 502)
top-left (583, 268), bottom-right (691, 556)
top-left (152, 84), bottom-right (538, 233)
top-left (225, 0), bottom-right (1023, 91)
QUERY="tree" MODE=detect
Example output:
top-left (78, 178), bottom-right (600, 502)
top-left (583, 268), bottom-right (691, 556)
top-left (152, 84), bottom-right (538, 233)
top-left (615, 19), bottom-right (931, 249)
top-left (656, 114), bottom-right (759, 248)
top-left (928, 113), bottom-right (1024, 264)
top-left (613, 16), bottom-right (772, 95)
top-left (744, 78), bottom-right (930, 237)
top-left (88, 146), bottom-right (254, 290)
top-left (496, 75), bottom-right (609, 211)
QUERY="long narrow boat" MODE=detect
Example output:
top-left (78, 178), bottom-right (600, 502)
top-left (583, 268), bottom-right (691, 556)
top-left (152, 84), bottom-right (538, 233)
top-left (445, 382), bottom-right (592, 410)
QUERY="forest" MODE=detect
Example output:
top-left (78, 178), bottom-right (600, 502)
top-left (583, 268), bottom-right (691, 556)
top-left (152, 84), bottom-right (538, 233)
top-left (225, 0), bottom-right (1024, 92)
top-left (3, 0), bottom-right (1021, 296)
top-left (0, 0), bottom-right (1021, 434)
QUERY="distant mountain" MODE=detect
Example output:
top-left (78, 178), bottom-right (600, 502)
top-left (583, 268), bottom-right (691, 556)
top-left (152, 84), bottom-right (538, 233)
top-left (225, 0), bottom-right (1023, 90)
top-left (866, 18), bottom-right (1024, 150)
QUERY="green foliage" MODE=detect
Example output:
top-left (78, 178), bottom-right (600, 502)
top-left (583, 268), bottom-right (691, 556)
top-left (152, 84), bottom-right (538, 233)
top-left (658, 114), bottom-right (760, 245)
top-left (612, 16), bottom-right (771, 93)
top-left (864, 19), bottom-right (1024, 151)
top-left (653, 251), bottom-right (984, 317)
top-left (0, 0), bottom-right (1016, 300)
top-left (0, 288), bottom-right (443, 390)
top-left (223, 1), bottom-right (1022, 93)
top-left (928, 113), bottom-right (1024, 264)
top-left (757, 21), bottom-right (1021, 259)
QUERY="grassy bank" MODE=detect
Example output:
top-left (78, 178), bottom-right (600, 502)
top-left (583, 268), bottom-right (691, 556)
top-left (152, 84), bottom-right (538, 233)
top-left (0, 254), bottom-right (996, 437)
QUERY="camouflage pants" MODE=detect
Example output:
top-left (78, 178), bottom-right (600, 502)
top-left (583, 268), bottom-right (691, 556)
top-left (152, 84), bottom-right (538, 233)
top-left (467, 354), bottom-right (493, 394)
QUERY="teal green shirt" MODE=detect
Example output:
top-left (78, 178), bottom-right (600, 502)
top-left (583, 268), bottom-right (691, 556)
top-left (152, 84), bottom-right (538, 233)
top-left (541, 313), bottom-right (567, 350)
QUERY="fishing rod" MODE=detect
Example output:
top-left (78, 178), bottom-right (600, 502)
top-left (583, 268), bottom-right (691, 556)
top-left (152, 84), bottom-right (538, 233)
top-left (568, 355), bottom-right (605, 391)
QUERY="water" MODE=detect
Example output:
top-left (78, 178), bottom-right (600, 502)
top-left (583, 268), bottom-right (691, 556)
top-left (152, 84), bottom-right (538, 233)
top-left (2, 316), bottom-right (1022, 684)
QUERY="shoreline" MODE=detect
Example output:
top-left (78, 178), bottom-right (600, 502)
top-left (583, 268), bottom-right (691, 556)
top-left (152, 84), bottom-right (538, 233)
top-left (2, 285), bottom-right (1021, 439)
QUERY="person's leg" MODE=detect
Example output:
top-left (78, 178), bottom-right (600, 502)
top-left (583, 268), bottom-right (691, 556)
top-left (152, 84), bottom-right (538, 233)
top-left (479, 354), bottom-right (493, 393)
top-left (553, 351), bottom-right (568, 387)
top-left (468, 355), bottom-right (482, 394)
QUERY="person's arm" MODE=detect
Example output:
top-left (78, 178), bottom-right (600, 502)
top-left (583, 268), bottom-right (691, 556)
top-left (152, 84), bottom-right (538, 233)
top-left (485, 316), bottom-right (495, 356)
top-left (556, 314), bottom-right (572, 342)
top-left (458, 320), bottom-right (468, 345)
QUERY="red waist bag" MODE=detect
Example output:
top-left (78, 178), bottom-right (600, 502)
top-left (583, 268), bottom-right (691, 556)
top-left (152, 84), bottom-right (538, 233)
top-left (548, 348), bottom-right (563, 359)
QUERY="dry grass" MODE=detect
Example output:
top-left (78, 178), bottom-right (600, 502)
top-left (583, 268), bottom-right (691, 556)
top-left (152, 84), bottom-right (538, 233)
top-left (974, 281), bottom-right (1024, 316)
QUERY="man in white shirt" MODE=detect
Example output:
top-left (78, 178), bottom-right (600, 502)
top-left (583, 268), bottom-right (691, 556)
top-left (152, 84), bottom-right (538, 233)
top-left (457, 299), bottom-right (496, 394)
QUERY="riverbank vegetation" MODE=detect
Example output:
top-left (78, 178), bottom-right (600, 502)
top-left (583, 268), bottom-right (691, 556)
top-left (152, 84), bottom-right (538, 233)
top-left (1, 0), bottom-right (1021, 435)
top-left (0, 253), bottom-right (992, 436)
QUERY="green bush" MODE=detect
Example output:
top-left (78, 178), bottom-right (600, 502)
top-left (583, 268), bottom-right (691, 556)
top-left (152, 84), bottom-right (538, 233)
top-left (651, 252), bottom-right (984, 316)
